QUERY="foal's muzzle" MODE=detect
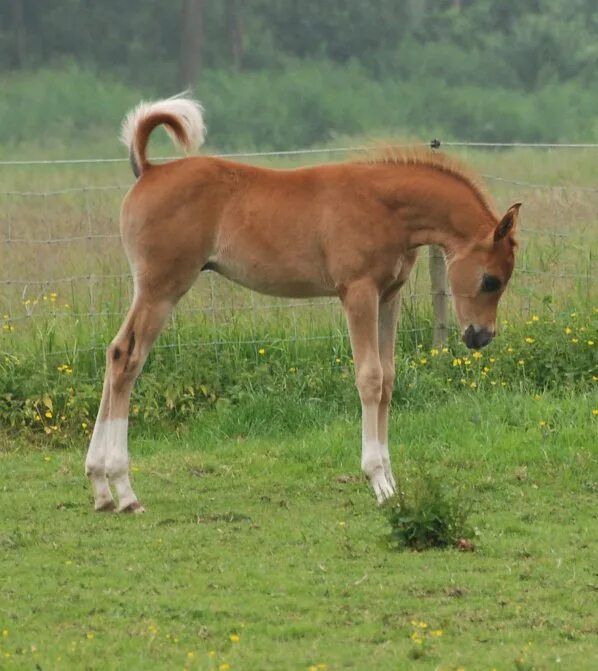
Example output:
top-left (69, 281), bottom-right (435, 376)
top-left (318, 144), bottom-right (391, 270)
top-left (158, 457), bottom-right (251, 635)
top-left (462, 325), bottom-right (494, 350)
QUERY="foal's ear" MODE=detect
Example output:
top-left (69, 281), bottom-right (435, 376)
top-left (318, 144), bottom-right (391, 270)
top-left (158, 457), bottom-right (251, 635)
top-left (494, 203), bottom-right (521, 242)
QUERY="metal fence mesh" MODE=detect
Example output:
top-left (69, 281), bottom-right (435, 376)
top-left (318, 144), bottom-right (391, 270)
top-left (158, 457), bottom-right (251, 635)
top-left (1, 143), bottom-right (596, 374)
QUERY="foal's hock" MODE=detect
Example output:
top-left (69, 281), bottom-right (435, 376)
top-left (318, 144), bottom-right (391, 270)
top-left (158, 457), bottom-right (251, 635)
top-left (85, 95), bottom-right (520, 512)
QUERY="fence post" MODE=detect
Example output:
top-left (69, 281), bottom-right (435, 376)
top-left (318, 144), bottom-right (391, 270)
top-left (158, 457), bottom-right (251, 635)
top-left (429, 245), bottom-right (449, 347)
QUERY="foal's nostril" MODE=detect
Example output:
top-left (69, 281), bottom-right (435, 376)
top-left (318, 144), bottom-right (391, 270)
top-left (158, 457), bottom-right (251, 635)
top-left (462, 325), bottom-right (493, 350)
top-left (475, 329), bottom-right (493, 349)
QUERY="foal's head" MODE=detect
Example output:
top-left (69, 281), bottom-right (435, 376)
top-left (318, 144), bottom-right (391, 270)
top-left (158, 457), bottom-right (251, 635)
top-left (448, 203), bottom-right (521, 350)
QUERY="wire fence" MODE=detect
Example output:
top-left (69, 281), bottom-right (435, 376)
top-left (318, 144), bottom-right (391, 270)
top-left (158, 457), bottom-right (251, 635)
top-left (1, 141), bottom-right (596, 372)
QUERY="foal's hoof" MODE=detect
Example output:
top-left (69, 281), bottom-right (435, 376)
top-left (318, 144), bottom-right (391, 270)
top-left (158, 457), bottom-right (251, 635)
top-left (95, 500), bottom-right (116, 512)
top-left (119, 500), bottom-right (146, 514)
top-left (371, 470), bottom-right (396, 505)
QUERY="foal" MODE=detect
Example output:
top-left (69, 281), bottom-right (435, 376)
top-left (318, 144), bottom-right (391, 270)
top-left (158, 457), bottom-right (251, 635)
top-left (85, 95), bottom-right (520, 511)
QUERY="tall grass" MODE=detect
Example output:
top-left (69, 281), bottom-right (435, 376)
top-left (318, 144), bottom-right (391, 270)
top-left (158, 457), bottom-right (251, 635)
top-left (0, 117), bottom-right (596, 442)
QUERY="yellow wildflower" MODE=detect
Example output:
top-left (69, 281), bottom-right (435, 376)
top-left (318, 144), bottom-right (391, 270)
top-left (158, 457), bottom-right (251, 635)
top-left (592, 409), bottom-right (598, 416)
top-left (517, 359), bottom-right (525, 365)
top-left (470, 382), bottom-right (477, 389)
top-left (230, 634), bottom-right (240, 643)
top-left (472, 351), bottom-right (482, 359)
top-left (86, 632), bottom-right (95, 640)
top-left (525, 337), bottom-right (535, 344)
top-left (441, 347), bottom-right (449, 353)
top-left (564, 327), bottom-right (572, 335)
top-left (430, 348), bottom-right (439, 357)
top-left (430, 630), bottom-right (443, 637)
top-left (419, 357), bottom-right (428, 365)
top-left (258, 348), bottom-right (266, 355)
top-left (571, 338), bottom-right (579, 343)
top-left (219, 664), bottom-right (230, 671)
top-left (531, 315), bottom-right (539, 322)
top-left (539, 420), bottom-right (547, 427)
top-left (588, 340), bottom-right (594, 346)
top-left (452, 358), bottom-right (462, 367)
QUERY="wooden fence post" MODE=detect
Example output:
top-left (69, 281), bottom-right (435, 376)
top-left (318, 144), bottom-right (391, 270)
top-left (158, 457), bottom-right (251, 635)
top-left (428, 245), bottom-right (449, 347)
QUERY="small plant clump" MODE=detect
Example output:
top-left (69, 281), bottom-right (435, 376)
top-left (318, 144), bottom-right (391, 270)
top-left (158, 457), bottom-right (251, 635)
top-left (382, 473), bottom-right (474, 551)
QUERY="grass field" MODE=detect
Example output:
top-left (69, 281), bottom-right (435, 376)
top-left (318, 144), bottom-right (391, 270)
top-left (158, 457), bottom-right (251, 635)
top-left (1, 392), bottom-right (597, 670)
top-left (0, 140), bottom-right (596, 670)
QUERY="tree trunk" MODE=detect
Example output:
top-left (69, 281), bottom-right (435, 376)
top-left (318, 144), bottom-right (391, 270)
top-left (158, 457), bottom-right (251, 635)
top-left (11, 0), bottom-right (26, 68)
top-left (226, 0), bottom-right (244, 70)
top-left (180, 0), bottom-right (204, 88)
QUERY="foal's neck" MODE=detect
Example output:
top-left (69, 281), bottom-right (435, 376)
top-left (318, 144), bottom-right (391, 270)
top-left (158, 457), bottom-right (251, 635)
top-left (398, 171), bottom-right (497, 255)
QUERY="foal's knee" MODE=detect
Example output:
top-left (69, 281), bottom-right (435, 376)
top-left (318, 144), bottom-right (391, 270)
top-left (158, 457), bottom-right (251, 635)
top-left (380, 367), bottom-right (395, 406)
top-left (356, 363), bottom-right (383, 405)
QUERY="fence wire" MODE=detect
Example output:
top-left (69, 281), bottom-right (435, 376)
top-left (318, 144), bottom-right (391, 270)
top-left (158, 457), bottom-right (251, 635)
top-left (1, 142), bottom-right (596, 371)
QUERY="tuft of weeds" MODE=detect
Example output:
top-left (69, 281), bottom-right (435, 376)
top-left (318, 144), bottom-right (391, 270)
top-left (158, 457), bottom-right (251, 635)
top-left (382, 472), bottom-right (474, 551)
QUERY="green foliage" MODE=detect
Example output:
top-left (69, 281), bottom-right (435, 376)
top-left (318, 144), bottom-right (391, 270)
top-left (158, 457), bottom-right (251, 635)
top-left (0, 64), bottom-right (141, 148)
top-left (383, 473), bottom-right (473, 551)
top-left (2, 62), bottom-right (598, 153)
top-left (0, 305), bottom-right (595, 442)
top-left (2, 1), bottom-right (598, 150)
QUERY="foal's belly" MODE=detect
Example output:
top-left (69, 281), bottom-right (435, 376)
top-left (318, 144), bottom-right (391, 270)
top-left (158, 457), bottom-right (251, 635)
top-left (203, 259), bottom-right (338, 298)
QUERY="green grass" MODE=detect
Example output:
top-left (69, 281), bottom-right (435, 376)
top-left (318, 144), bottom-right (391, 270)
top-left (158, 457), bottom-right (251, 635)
top-left (1, 392), bottom-right (596, 670)
top-left (0, 133), bottom-right (596, 668)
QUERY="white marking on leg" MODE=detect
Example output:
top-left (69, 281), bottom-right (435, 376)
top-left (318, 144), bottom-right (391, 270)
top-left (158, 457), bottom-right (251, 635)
top-left (358, 369), bottom-right (394, 503)
top-left (105, 419), bottom-right (142, 512)
top-left (379, 442), bottom-right (396, 492)
top-left (85, 421), bottom-right (114, 510)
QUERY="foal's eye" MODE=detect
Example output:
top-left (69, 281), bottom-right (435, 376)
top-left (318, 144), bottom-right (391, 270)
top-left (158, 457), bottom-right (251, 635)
top-left (481, 274), bottom-right (501, 293)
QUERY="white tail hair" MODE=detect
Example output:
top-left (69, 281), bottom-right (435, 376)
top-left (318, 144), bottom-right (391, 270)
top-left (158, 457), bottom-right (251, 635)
top-left (120, 92), bottom-right (206, 177)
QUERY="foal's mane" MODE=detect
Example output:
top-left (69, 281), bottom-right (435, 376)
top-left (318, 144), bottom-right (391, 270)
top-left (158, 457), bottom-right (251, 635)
top-left (358, 146), bottom-right (499, 221)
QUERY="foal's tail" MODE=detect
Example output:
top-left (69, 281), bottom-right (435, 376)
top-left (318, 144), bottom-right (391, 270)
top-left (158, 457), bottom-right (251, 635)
top-left (120, 93), bottom-right (206, 178)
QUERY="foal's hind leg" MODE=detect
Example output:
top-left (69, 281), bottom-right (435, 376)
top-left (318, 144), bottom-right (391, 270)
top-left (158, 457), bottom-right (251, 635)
top-left (85, 368), bottom-right (115, 511)
top-left (86, 293), bottom-right (174, 512)
top-left (377, 294), bottom-right (401, 492)
top-left (342, 279), bottom-right (394, 503)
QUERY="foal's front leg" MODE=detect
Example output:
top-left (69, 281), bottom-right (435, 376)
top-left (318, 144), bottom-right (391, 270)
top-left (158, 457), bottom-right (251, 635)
top-left (342, 280), bottom-right (395, 503)
top-left (377, 295), bottom-right (401, 491)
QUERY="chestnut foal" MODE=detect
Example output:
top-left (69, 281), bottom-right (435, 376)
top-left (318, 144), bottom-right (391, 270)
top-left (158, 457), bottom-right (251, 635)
top-left (85, 95), bottom-right (520, 511)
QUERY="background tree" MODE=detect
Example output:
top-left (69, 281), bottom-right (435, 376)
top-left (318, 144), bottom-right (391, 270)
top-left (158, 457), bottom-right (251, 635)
top-left (180, 0), bottom-right (204, 88)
